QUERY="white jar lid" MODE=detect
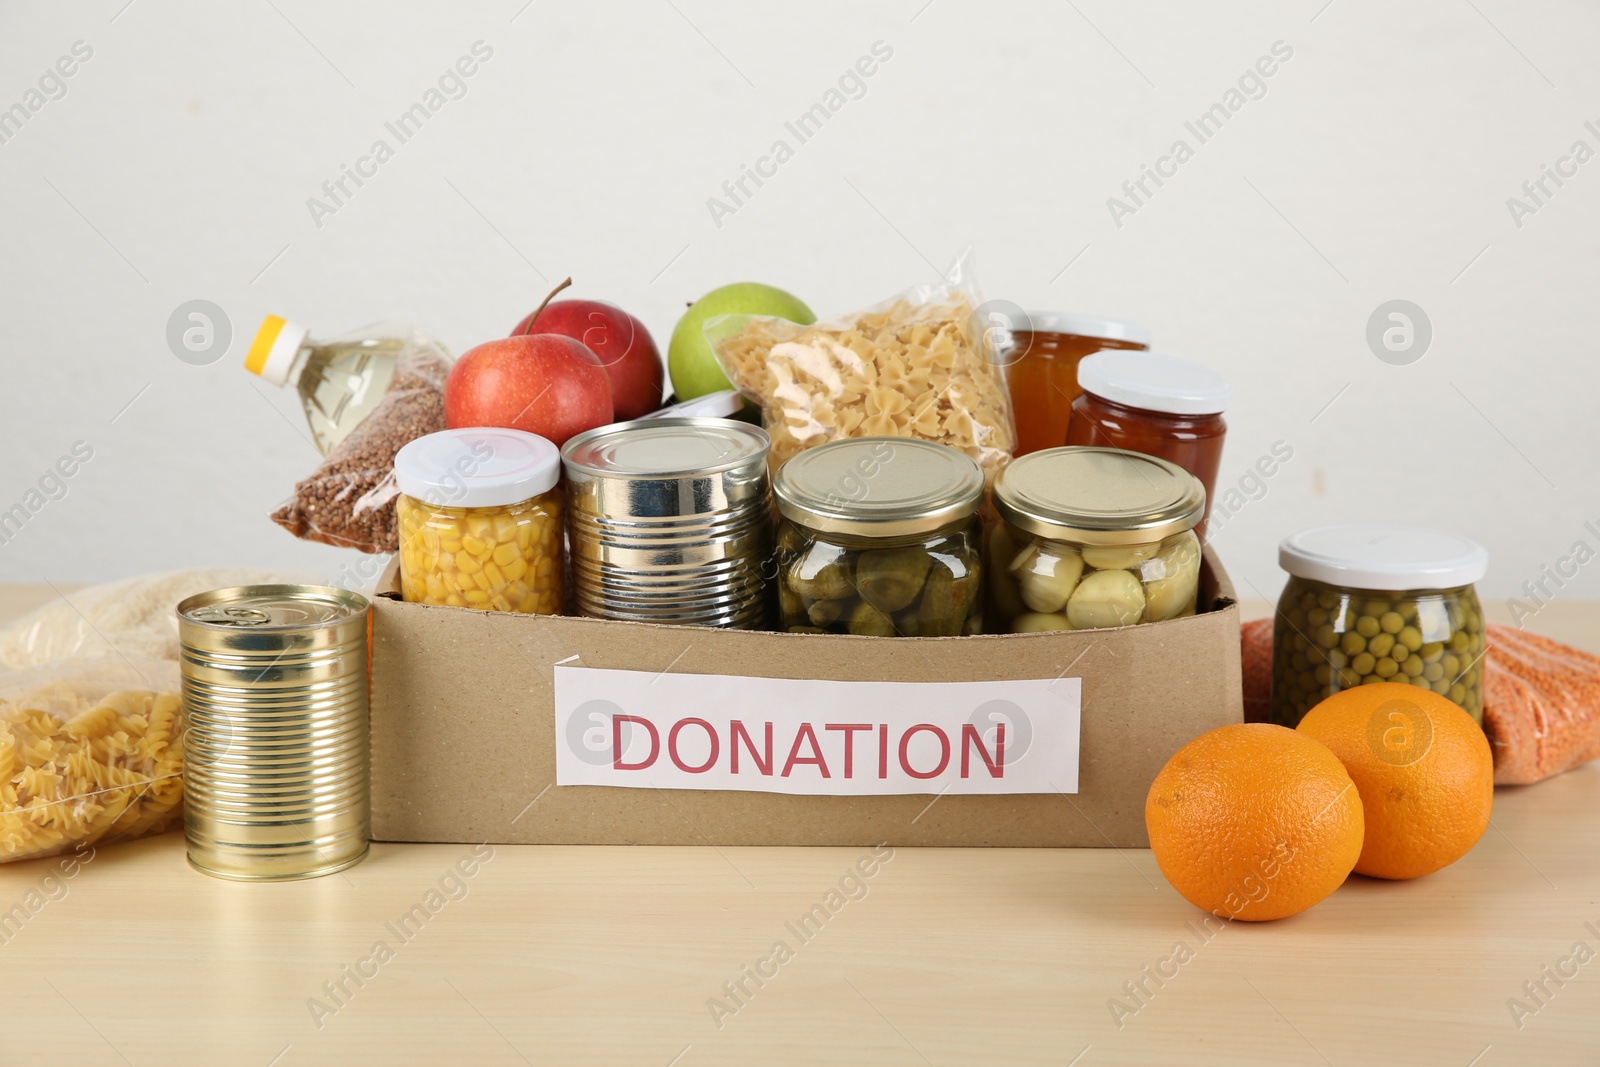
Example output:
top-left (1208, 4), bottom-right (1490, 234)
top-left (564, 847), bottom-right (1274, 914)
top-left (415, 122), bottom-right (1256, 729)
top-left (394, 427), bottom-right (560, 508)
top-left (1279, 525), bottom-right (1489, 591)
top-left (1076, 351), bottom-right (1231, 416)
top-left (1021, 312), bottom-right (1151, 346)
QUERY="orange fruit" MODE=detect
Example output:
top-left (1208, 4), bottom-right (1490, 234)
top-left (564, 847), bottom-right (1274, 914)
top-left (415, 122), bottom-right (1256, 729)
top-left (1297, 682), bottom-right (1492, 880)
top-left (1145, 723), bottom-right (1364, 921)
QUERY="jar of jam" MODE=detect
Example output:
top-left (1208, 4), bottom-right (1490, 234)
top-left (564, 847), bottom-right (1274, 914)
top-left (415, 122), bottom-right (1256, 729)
top-left (1271, 525), bottom-right (1489, 728)
top-left (393, 427), bottom-right (565, 614)
top-left (1003, 313), bottom-right (1150, 457)
top-left (1065, 351), bottom-right (1229, 537)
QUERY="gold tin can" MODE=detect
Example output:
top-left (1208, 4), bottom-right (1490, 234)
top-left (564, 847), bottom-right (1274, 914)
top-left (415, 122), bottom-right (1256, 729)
top-left (176, 585), bottom-right (371, 881)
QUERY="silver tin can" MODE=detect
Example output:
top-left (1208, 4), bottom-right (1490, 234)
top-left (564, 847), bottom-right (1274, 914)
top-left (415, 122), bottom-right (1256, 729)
top-left (562, 417), bottom-right (773, 628)
top-left (176, 585), bottom-right (371, 881)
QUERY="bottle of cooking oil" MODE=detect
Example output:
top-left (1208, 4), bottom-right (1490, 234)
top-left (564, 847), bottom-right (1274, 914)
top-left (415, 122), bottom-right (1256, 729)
top-left (243, 316), bottom-right (452, 454)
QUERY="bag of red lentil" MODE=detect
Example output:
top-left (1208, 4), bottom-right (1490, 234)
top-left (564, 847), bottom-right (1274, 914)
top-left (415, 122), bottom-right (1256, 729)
top-left (271, 350), bottom-right (452, 554)
top-left (1481, 626), bottom-right (1600, 785)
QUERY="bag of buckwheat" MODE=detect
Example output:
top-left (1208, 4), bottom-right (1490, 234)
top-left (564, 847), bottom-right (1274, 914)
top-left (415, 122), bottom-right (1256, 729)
top-left (271, 349), bottom-right (452, 553)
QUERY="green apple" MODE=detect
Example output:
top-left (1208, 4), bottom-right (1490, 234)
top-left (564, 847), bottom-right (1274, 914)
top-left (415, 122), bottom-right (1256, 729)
top-left (668, 282), bottom-right (814, 400)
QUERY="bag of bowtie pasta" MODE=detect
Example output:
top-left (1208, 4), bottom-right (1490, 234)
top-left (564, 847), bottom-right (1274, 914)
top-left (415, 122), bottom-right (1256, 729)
top-left (706, 253), bottom-right (1016, 486)
top-left (0, 658), bottom-right (184, 863)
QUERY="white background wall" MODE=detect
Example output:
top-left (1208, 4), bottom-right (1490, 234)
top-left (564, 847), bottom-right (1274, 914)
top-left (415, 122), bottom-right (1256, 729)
top-left (1, 0), bottom-right (1597, 610)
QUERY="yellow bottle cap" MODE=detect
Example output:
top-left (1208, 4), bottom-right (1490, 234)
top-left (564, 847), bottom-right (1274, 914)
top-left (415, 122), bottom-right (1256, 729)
top-left (244, 315), bottom-right (309, 385)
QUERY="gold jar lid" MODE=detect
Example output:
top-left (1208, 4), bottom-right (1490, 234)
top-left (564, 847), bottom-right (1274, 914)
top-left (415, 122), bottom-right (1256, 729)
top-left (773, 437), bottom-right (984, 538)
top-left (995, 446), bottom-right (1205, 545)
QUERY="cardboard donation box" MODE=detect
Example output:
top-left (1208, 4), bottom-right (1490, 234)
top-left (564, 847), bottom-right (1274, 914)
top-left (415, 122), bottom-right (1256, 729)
top-left (368, 546), bottom-right (1244, 848)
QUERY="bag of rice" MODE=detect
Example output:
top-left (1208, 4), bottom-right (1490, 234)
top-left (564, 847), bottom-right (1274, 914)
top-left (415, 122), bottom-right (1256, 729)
top-left (0, 568), bottom-right (299, 670)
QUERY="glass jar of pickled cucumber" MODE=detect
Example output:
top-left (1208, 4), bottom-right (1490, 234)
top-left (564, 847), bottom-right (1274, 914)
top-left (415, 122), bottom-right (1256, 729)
top-left (990, 447), bottom-right (1207, 633)
top-left (771, 438), bottom-right (985, 637)
top-left (1272, 525), bottom-right (1489, 727)
top-left (392, 427), bottom-right (564, 613)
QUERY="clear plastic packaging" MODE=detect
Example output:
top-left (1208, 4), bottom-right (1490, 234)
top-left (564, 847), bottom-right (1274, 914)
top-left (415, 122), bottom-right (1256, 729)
top-left (708, 255), bottom-right (1016, 485)
top-left (271, 342), bottom-right (453, 554)
top-left (0, 658), bottom-right (183, 863)
top-left (245, 317), bottom-right (452, 455)
top-left (0, 567), bottom-right (296, 669)
top-left (1482, 626), bottom-right (1600, 786)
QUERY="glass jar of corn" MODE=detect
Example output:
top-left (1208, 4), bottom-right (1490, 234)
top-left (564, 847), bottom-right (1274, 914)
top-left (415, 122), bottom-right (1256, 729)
top-left (392, 427), bottom-right (564, 614)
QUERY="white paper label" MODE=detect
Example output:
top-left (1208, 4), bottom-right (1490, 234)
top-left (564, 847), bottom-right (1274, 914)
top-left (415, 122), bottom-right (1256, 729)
top-left (553, 666), bottom-right (1080, 796)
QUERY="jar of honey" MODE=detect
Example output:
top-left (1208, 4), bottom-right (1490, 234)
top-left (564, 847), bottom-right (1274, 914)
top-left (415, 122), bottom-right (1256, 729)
top-left (1003, 313), bottom-right (1150, 457)
top-left (1065, 351), bottom-right (1229, 537)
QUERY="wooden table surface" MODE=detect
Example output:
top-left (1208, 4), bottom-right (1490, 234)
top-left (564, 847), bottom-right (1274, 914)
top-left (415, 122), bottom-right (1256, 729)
top-left (2, 584), bottom-right (1598, 1066)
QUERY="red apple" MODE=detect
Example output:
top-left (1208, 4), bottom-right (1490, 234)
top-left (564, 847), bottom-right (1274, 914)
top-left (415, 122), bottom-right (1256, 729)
top-left (514, 292), bottom-right (664, 422)
top-left (445, 333), bottom-right (613, 447)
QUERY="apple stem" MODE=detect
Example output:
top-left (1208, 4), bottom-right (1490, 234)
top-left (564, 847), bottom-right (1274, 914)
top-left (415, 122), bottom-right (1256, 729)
top-left (522, 277), bottom-right (573, 333)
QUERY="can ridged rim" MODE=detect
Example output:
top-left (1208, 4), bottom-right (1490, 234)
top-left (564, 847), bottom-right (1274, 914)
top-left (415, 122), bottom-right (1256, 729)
top-left (185, 795), bottom-right (370, 814)
top-left (562, 417), bottom-right (771, 479)
top-left (575, 587), bottom-right (767, 608)
top-left (573, 557), bottom-right (768, 579)
top-left (183, 748), bottom-right (369, 767)
top-left (177, 584), bottom-right (371, 632)
top-left (576, 592), bottom-right (767, 613)
top-left (577, 605), bottom-right (768, 626)
top-left (569, 509), bottom-right (771, 533)
top-left (187, 844), bottom-right (370, 882)
top-left (574, 569), bottom-right (768, 594)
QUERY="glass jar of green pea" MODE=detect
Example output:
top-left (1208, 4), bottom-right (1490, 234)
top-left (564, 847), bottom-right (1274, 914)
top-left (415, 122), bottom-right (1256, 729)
top-left (1271, 525), bottom-right (1489, 727)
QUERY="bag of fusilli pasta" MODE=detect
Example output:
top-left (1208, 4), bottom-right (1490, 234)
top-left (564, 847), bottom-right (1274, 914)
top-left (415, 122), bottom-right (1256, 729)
top-left (0, 658), bottom-right (183, 863)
